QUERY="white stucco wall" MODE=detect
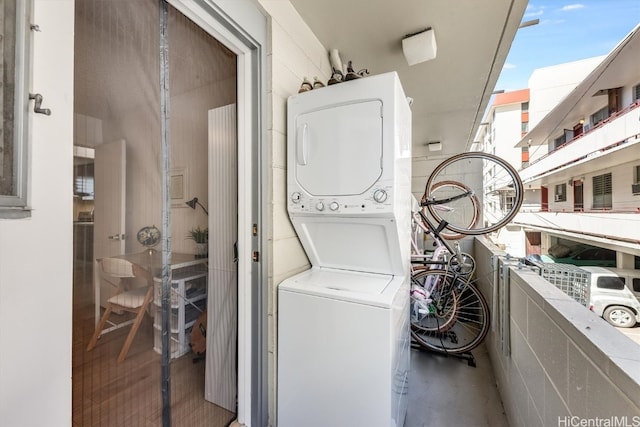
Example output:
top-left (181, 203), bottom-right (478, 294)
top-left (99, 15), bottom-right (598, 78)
top-left (0, 1), bottom-right (75, 425)
top-left (256, 1), bottom-right (332, 424)
top-left (528, 56), bottom-right (604, 129)
top-left (493, 103), bottom-right (524, 167)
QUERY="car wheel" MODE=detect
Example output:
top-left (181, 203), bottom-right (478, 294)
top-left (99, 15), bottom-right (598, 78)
top-left (603, 306), bottom-right (636, 328)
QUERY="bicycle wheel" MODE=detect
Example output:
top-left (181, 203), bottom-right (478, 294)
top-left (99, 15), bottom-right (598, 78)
top-left (423, 152), bottom-right (523, 235)
top-left (411, 272), bottom-right (490, 354)
top-left (421, 181), bottom-right (480, 240)
top-left (410, 269), bottom-right (459, 334)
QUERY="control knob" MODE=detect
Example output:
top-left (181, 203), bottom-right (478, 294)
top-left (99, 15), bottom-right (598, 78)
top-left (290, 192), bottom-right (301, 203)
top-left (373, 189), bottom-right (388, 203)
top-left (330, 202), bottom-right (339, 211)
top-left (316, 202), bottom-right (325, 211)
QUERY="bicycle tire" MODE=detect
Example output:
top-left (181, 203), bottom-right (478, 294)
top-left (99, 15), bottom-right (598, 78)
top-left (422, 152), bottom-right (523, 235)
top-left (410, 268), bottom-right (459, 333)
top-left (411, 271), bottom-right (490, 354)
top-left (424, 181), bottom-right (480, 240)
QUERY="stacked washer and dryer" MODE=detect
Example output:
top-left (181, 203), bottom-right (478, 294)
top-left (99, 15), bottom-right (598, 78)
top-left (277, 72), bottom-right (412, 427)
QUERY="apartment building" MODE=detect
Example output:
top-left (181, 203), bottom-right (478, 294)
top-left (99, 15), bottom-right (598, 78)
top-left (476, 56), bottom-right (601, 255)
top-left (513, 24), bottom-right (640, 268)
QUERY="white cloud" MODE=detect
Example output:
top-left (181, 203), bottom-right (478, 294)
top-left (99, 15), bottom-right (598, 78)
top-left (502, 63), bottom-right (516, 70)
top-left (525, 8), bottom-right (544, 17)
top-left (560, 4), bottom-right (585, 11)
top-left (524, 4), bottom-right (545, 17)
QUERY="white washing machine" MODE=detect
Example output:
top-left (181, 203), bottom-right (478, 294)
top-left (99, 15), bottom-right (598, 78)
top-left (278, 72), bottom-right (412, 427)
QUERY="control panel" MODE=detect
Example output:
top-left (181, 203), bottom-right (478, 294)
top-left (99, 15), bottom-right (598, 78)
top-left (288, 184), bottom-right (394, 215)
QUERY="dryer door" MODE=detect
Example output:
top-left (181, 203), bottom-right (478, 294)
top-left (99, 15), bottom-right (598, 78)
top-left (294, 100), bottom-right (383, 196)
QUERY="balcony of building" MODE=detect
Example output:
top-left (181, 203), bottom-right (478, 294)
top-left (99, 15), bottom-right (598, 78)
top-left (519, 101), bottom-right (640, 186)
top-left (469, 237), bottom-right (640, 424)
top-left (404, 236), bottom-right (640, 427)
top-left (512, 210), bottom-right (640, 254)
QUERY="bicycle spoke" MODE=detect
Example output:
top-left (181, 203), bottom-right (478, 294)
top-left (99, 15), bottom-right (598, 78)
top-left (410, 271), bottom-right (489, 354)
top-left (423, 152), bottom-right (523, 235)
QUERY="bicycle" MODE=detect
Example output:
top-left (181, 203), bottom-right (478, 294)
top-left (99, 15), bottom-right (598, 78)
top-left (409, 152), bottom-right (523, 356)
top-left (410, 207), bottom-right (489, 355)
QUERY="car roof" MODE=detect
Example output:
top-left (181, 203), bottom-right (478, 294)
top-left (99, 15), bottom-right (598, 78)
top-left (580, 266), bottom-right (640, 276)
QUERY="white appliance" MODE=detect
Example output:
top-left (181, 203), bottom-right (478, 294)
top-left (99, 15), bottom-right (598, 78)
top-left (278, 72), bottom-right (412, 427)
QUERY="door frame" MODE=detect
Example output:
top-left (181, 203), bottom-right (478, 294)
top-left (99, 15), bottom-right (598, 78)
top-left (168, 1), bottom-right (267, 425)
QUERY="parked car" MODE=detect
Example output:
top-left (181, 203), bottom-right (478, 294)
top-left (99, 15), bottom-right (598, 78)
top-left (526, 254), bottom-right (555, 264)
top-left (546, 244), bottom-right (616, 267)
top-left (582, 267), bottom-right (640, 328)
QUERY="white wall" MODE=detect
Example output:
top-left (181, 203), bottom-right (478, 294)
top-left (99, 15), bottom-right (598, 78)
top-left (255, 1), bottom-right (332, 424)
top-left (528, 56), bottom-right (604, 128)
top-left (493, 103), bottom-right (523, 167)
top-left (0, 1), bottom-right (74, 425)
top-left (546, 159), bottom-right (640, 213)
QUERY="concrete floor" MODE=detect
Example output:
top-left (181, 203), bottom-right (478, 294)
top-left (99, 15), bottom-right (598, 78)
top-left (405, 342), bottom-right (508, 427)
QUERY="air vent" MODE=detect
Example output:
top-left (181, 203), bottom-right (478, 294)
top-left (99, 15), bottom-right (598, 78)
top-left (632, 183), bottom-right (640, 195)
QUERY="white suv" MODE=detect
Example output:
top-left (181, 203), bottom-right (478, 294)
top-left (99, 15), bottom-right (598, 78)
top-left (582, 266), bottom-right (640, 328)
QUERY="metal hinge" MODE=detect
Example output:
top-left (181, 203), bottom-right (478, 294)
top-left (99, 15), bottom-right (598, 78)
top-left (252, 251), bottom-right (260, 262)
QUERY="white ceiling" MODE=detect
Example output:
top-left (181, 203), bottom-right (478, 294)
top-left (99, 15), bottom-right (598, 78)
top-left (289, 0), bottom-right (528, 165)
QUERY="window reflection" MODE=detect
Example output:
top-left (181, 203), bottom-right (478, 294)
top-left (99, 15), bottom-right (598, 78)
top-left (0, 0), bottom-right (31, 216)
top-left (0, 0), bottom-right (18, 197)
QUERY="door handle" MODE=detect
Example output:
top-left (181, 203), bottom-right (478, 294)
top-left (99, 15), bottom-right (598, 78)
top-left (28, 93), bottom-right (52, 115)
top-left (296, 123), bottom-right (308, 165)
top-left (108, 234), bottom-right (125, 240)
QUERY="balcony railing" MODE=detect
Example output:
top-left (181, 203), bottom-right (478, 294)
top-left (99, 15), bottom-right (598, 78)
top-left (520, 101), bottom-right (640, 183)
top-left (473, 238), bottom-right (640, 424)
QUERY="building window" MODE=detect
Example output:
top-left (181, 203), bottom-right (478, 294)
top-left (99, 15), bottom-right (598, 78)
top-left (521, 101), bottom-right (529, 113)
top-left (590, 106), bottom-right (608, 127)
top-left (552, 134), bottom-right (566, 150)
top-left (0, 0), bottom-right (33, 218)
top-left (632, 165), bottom-right (640, 195)
top-left (554, 183), bottom-right (567, 202)
top-left (634, 84), bottom-right (640, 102)
top-left (521, 121), bottom-right (528, 133)
top-left (592, 173), bottom-right (612, 209)
top-left (521, 146), bottom-right (529, 168)
top-left (503, 195), bottom-right (515, 212)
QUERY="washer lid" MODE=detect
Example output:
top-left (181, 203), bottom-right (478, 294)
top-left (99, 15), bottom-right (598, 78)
top-left (293, 100), bottom-right (383, 196)
top-left (279, 267), bottom-right (402, 308)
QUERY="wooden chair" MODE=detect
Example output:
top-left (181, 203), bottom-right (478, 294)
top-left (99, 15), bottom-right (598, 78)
top-left (86, 257), bottom-right (154, 363)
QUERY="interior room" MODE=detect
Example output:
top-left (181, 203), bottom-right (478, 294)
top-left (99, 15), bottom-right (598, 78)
top-left (72, 1), bottom-right (238, 424)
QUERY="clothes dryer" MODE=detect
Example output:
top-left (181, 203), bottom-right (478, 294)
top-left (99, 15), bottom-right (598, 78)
top-left (286, 71), bottom-right (412, 275)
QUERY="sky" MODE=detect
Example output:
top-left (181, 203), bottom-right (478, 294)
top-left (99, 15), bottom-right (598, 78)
top-left (495, 0), bottom-right (640, 92)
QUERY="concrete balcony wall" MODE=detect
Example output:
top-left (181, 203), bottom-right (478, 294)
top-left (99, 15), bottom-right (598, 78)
top-left (520, 104), bottom-right (640, 183)
top-left (474, 238), bottom-right (640, 425)
top-left (513, 211), bottom-right (640, 252)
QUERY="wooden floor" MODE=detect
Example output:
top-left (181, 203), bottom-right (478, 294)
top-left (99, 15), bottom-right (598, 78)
top-left (73, 262), bottom-right (235, 427)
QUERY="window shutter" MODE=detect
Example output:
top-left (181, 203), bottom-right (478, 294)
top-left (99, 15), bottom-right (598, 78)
top-left (593, 173), bottom-right (612, 209)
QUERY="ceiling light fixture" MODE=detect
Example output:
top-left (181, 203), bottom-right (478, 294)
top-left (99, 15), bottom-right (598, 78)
top-left (402, 28), bottom-right (437, 66)
top-left (427, 141), bottom-right (442, 152)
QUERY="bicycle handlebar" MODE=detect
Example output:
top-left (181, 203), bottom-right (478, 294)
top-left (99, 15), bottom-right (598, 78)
top-left (420, 190), bottom-right (474, 207)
